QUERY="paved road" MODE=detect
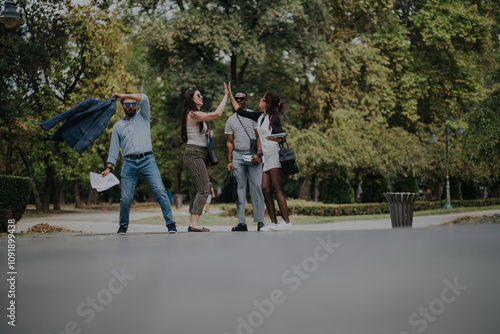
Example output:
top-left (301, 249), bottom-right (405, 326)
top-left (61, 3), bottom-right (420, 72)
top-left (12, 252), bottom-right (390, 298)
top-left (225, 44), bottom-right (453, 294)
top-left (14, 207), bottom-right (500, 233)
top-left (1, 225), bottom-right (499, 334)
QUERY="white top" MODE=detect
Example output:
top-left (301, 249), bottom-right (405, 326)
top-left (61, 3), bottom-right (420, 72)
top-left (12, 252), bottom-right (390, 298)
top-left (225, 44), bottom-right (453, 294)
top-left (255, 114), bottom-right (280, 165)
top-left (186, 117), bottom-right (208, 147)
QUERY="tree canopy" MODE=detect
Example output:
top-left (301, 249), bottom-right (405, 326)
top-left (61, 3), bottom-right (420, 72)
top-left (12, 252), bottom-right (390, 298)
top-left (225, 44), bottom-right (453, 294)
top-left (2, 0), bottom-right (499, 207)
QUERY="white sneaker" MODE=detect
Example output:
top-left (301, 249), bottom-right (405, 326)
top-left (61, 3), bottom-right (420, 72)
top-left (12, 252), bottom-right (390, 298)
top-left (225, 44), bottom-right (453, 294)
top-left (270, 219), bottom-right (292, 231)
top-left (259, 221), bottom-right (276, 232)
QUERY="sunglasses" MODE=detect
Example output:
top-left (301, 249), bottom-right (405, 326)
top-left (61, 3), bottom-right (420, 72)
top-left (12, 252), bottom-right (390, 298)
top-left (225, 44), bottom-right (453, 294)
top-left (196, 94), bottom-right (203, 98)
top-left (123, 102), bottom-right (137, 108)
top-left (234, 97), bottom-right (246, 101)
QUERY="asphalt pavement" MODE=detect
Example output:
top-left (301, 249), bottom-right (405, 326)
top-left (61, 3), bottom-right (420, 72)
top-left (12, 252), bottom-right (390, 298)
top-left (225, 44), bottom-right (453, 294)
top-left (1, 223), bottom-right (499, 334)
top-left (13, 206), bottom-right (500, 233)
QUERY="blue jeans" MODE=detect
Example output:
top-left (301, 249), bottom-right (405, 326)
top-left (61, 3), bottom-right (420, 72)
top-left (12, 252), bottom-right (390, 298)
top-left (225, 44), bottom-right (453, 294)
top-left (119, 155), bottom-right (175, 228)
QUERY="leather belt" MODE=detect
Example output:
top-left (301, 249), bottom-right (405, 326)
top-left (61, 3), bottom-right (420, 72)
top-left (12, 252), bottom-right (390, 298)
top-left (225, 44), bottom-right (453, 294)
top-left (124, 151), bottom-right (153, 159)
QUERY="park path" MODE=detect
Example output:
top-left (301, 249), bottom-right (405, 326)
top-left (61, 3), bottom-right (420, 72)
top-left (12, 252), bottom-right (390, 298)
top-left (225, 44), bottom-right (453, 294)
top-left (14, 206), bottom-right (500, 234)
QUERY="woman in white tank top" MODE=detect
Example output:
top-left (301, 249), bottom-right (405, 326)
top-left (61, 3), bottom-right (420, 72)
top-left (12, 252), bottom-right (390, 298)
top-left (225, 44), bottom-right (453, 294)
top-left (181, 83), bottom-right (229, 232)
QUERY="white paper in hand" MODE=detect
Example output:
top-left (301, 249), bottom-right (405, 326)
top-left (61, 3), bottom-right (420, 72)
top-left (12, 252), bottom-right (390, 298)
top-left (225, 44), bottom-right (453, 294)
top-left (90, 172), bottom-right (120, 192)
top-left (242, 155), bottom-right (254, 162)
top-left (268, 132), bottom-right (286, 138)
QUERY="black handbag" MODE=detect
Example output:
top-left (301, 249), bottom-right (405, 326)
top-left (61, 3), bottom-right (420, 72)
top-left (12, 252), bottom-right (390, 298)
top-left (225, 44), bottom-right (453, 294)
top-left (206, 134), bottom-right (219, 166)
top-left (237, 115), bottom-right (258, 154)
top-left (222, 171), bottom-right (238, 203)
top-left (279, 138), bottom-right (299, 175)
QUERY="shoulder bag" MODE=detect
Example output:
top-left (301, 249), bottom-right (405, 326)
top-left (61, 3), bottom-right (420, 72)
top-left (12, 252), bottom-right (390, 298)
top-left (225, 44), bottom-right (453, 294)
top-left (206, 133), bottom-right (219, 166)
top-left (237, 115), bottom-right (258, 154)
top-left (279, 137), bottom-right (299, 175)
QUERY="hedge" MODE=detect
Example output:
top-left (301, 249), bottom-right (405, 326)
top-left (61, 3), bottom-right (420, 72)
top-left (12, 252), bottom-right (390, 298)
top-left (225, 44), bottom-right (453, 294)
top-left (221, 198), bottom-right (500, 217)
top-left (324, 169), bottom-right (355, 204)
top-left (0, 176), bottom-right (31, 232)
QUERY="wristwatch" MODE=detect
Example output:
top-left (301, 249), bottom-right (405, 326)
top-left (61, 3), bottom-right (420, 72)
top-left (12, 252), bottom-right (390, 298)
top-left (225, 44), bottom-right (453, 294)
top-left (105, 166), bottom-right (113, 172)
top-left (257, 153), bottom-right (263, 158)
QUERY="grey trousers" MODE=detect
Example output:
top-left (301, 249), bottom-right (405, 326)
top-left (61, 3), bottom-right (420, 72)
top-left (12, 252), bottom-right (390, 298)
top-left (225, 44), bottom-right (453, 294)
top-left (232, 150), bottom-right (265, 224)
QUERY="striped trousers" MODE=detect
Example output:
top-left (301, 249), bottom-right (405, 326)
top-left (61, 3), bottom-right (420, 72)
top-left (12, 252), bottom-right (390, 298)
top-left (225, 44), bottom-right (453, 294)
top-left (183, 144), bottom-right (210, 215)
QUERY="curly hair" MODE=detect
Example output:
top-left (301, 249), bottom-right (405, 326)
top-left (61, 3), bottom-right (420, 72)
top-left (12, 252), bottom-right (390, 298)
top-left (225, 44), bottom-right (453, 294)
top-left (264, 91), bottom-right (286, 116)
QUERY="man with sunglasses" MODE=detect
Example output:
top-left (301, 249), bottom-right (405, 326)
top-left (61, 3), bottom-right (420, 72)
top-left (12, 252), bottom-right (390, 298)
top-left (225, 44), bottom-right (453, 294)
top-left (225, 92), bottom-right (265, 231)
top-left (101, 93), bottom-right (177, 234)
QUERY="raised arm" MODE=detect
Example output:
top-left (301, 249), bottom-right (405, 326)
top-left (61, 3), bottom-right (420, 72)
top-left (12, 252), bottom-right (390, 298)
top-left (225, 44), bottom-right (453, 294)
top-left (189, 82), bottom-right (229, 122)
top-left (112, 93), bottom-right (142, 102)
top-left (229, 87), bottom-right (240, 111)
top-left (236, 107), bottom-right (262, 122)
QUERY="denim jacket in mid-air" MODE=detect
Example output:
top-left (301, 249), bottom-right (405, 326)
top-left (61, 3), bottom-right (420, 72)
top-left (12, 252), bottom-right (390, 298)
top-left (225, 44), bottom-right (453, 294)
top-left (40, 97), bottom-right (117, 154)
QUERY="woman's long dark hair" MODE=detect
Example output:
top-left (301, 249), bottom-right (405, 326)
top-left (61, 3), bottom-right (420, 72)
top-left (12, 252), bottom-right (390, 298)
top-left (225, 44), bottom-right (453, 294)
top-left (181, 89), bottom-right (204, 143)
top-left (264, 91), bottom-right (286, 116)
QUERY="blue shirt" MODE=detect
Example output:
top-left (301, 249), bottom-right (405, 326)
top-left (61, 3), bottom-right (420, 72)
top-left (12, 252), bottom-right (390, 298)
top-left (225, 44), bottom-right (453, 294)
top-left (106, 94), bottom-right (153, 165)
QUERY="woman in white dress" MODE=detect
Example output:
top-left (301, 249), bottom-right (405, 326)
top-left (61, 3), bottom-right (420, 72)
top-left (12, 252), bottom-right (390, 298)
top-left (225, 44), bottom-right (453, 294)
top-left (230, 89), bottom-right (292, 231)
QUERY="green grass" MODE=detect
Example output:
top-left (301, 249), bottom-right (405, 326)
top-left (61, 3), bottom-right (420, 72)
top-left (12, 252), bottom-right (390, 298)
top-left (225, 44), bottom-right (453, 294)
top-left (128, 204), bottom-right (500, 226)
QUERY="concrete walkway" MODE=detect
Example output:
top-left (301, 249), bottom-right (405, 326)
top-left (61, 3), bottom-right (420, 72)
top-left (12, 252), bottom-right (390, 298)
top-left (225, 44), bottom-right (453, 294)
top-left (14, 206), bottom-right (500, 234)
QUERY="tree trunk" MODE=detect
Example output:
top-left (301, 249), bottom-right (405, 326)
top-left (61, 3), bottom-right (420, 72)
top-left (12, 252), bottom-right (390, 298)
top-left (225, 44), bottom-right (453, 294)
top-left (59, 182), bottom-right (66, 207)
top-left (298, 178), bottom-right (312, 200)
top-left (52, 181), bottom-right (61, 210)
top-left (17, 148), bottom-right (42, 210)
top-left (5, 145), bottom-right (13, 175)
top-left (74, 180), bottom-right (82, 208)
top-left (231, 54), bottom-right (237, 83)
top-left (353, 181), bottom-right (361, 203)
top-left (52, 172), bottom-right (62, 210)
top-left (238, 58), bottom-right (249, 84)
top-left (42, 164), bottom-right (55, 212)
top-left (87, 188), bottom-right (99, 205)
top-left (434, 182), bottom-right (441, 202)
top-left (174, 171), bottom-right (181, 194)
top-left (313, 176), bottom-right (320, 202)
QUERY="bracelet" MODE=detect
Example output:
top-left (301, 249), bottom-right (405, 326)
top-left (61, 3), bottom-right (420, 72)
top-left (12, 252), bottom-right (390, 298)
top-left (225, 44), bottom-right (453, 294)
top-left (227, 161), bottom-right (232, 164)
top-left (257, 153), bottom-right (263, 158)
top-left (105, 166), bottom-right (113, 171)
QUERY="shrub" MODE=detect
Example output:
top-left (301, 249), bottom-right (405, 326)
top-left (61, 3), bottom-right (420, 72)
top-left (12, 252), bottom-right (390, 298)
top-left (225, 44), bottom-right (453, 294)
top-left (324, 169), bottom-right (355, 204)
top-left (392, 176), bottom-right (419, 193)
top-left (461, 181), bottom-right (479, 200)
top-left (0, 176), bottom-right (31, 232)
top-left (361, 173), bottom-right (390, 203)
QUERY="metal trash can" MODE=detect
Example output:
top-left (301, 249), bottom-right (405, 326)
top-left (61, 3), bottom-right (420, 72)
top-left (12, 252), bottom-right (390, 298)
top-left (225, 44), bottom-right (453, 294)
top-left (384, 192), bottom-right (419, 228)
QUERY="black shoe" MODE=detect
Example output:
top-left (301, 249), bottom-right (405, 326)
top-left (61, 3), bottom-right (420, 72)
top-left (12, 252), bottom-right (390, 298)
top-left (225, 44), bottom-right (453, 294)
top-left (167, 223), bottom-right (177, 234)
top-left (257, 222), bottom-right (264, 231)
top-left (117, 226), bottom-right (127, 235)
top-left (231, 223), bottom-right (248, 232)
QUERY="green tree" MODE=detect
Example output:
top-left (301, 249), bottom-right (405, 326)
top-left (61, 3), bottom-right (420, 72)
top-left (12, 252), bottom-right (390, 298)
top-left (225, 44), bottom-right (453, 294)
top-left (1, 1), bottom-right (131, 210)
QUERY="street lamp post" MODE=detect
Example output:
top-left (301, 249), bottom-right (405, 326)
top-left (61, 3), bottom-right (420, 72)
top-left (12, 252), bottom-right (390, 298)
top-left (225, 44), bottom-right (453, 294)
top-left (429, 122), bottom-right (463, 209)
top-left (0, 0), bottom-right (24, 28)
